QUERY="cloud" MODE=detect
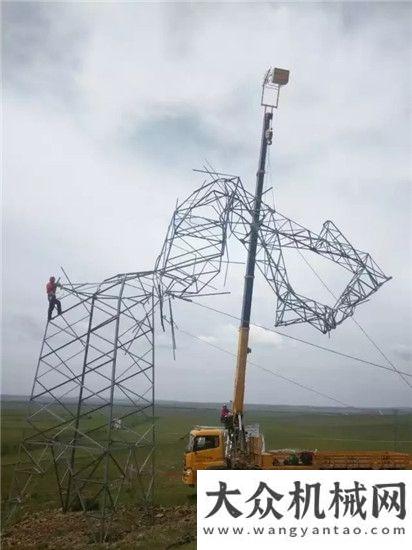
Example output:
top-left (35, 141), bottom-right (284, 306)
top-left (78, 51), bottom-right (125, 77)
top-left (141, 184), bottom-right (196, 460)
top-left (250, 325), bottom-right (283, 348)
top-left (3, 313), bottom-right (42, 342)
top-left (2, 2), bottom-right (411, 407)
top-left (392, 344), bottom-right (412, 363)
top-left (123, 107), bottom-right (247, 168)
top-left (196, 324), bottom-right (236, 347)
top-left (197, 324), bottom-right (282, 349)
top-left (2, 2), bottom-right (88, 102)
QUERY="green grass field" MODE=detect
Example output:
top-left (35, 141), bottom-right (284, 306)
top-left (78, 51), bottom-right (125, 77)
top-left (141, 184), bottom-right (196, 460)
top-left (1, 400), bottom-right (411, 548)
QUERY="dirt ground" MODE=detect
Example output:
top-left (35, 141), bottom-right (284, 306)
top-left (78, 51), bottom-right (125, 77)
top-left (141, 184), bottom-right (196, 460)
top-left (2, 505), bottom-right (196, 549)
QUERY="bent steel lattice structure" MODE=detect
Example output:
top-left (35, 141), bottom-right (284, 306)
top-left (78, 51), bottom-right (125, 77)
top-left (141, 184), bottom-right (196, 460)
top-left (255, 204), bottom-right (391, 334)
top-left (8, 171), bottom-right (391, 537)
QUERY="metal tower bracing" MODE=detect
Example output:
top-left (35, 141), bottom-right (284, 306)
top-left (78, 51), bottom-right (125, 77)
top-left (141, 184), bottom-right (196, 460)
top-left (154, 171), bottom-right (390, 335)
top-left (8, 174), bottom-right (247, 538)
top-left (255, 205), bottom-right (391, 333)
top-left (8, 171), bottom-right (391, 534)
top-left (8, 172), bottom-right (391, 530)
top-left (8, 71), bottom-right (392, 538)
top-left (155, 173), bottom-right (247, 301)
top-left (9, 272), bottom-right (156, 539)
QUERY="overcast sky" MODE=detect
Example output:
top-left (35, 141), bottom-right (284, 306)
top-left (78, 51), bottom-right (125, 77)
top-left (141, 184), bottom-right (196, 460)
top-left (2, 1), bottom-right (412, 408)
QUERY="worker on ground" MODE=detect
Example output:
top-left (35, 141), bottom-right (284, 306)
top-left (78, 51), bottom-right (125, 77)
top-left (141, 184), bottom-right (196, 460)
top-left (46, 276), bottom-right (62, 321)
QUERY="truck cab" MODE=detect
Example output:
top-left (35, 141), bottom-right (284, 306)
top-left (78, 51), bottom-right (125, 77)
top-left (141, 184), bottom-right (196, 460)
top-left (182, 424), bottom-right (265, 485)
top-left (183, 427), bottom-right (226, 486)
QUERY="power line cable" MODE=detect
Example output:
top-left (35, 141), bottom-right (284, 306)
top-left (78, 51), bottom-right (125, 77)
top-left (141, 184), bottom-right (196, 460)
top-left (174, 297), bottom-right (412, 379)
top-left (171, 323), bottom-right (353, 408)
top-left (295, 248), bottom-right (412, 389)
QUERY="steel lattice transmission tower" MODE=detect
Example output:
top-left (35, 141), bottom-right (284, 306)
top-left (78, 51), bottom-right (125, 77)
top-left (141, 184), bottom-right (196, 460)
top-left (7, 175), bottom-right (244, 539)
top-left (7, 69), bottom-right (391, 540)
top-left (9, 272), bottom-right (157, 538)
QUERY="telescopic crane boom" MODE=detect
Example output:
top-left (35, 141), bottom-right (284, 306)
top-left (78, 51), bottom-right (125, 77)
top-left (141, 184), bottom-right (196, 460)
top-left (231, 68), bottom-right (290, 461)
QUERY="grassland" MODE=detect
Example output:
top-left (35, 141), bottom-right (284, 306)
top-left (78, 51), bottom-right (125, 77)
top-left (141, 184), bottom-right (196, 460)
top-left (1, 399), bottom-right (411, 548)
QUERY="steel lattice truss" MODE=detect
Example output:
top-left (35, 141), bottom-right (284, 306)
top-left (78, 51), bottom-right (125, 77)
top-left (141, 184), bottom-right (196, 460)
top-left (9, 172), bottom-right (390, 538)
top-left (156, 172), bottom-right (390, 334)
top-left (9, 272), bottom-right (156, 539)
top-left (255, 204), bottom-right (391, 333)
top-left (155, 174), bottom-right (247, 300)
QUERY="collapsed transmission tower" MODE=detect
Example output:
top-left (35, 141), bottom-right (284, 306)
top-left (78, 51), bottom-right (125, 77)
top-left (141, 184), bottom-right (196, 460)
top-left (8, 68), bottom-right (391, 538)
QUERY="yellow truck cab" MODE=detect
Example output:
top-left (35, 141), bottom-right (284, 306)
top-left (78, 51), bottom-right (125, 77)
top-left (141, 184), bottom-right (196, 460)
top-left (183, 427), bottom-right (226, 486)
top-left (183, 423), bottom-right (265, 485)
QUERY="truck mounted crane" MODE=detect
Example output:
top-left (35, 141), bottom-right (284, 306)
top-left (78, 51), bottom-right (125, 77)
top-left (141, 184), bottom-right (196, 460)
top-left (182, 68), bottom-right (411, 486)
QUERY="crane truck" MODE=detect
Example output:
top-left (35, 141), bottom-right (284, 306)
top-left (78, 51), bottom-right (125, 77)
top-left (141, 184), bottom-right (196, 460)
top-left (182, 68), bottom-right (411, 486)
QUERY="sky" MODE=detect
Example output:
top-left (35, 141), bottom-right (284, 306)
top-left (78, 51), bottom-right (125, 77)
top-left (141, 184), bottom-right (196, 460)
top-left (2, 1), bottom-right (412, 408)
